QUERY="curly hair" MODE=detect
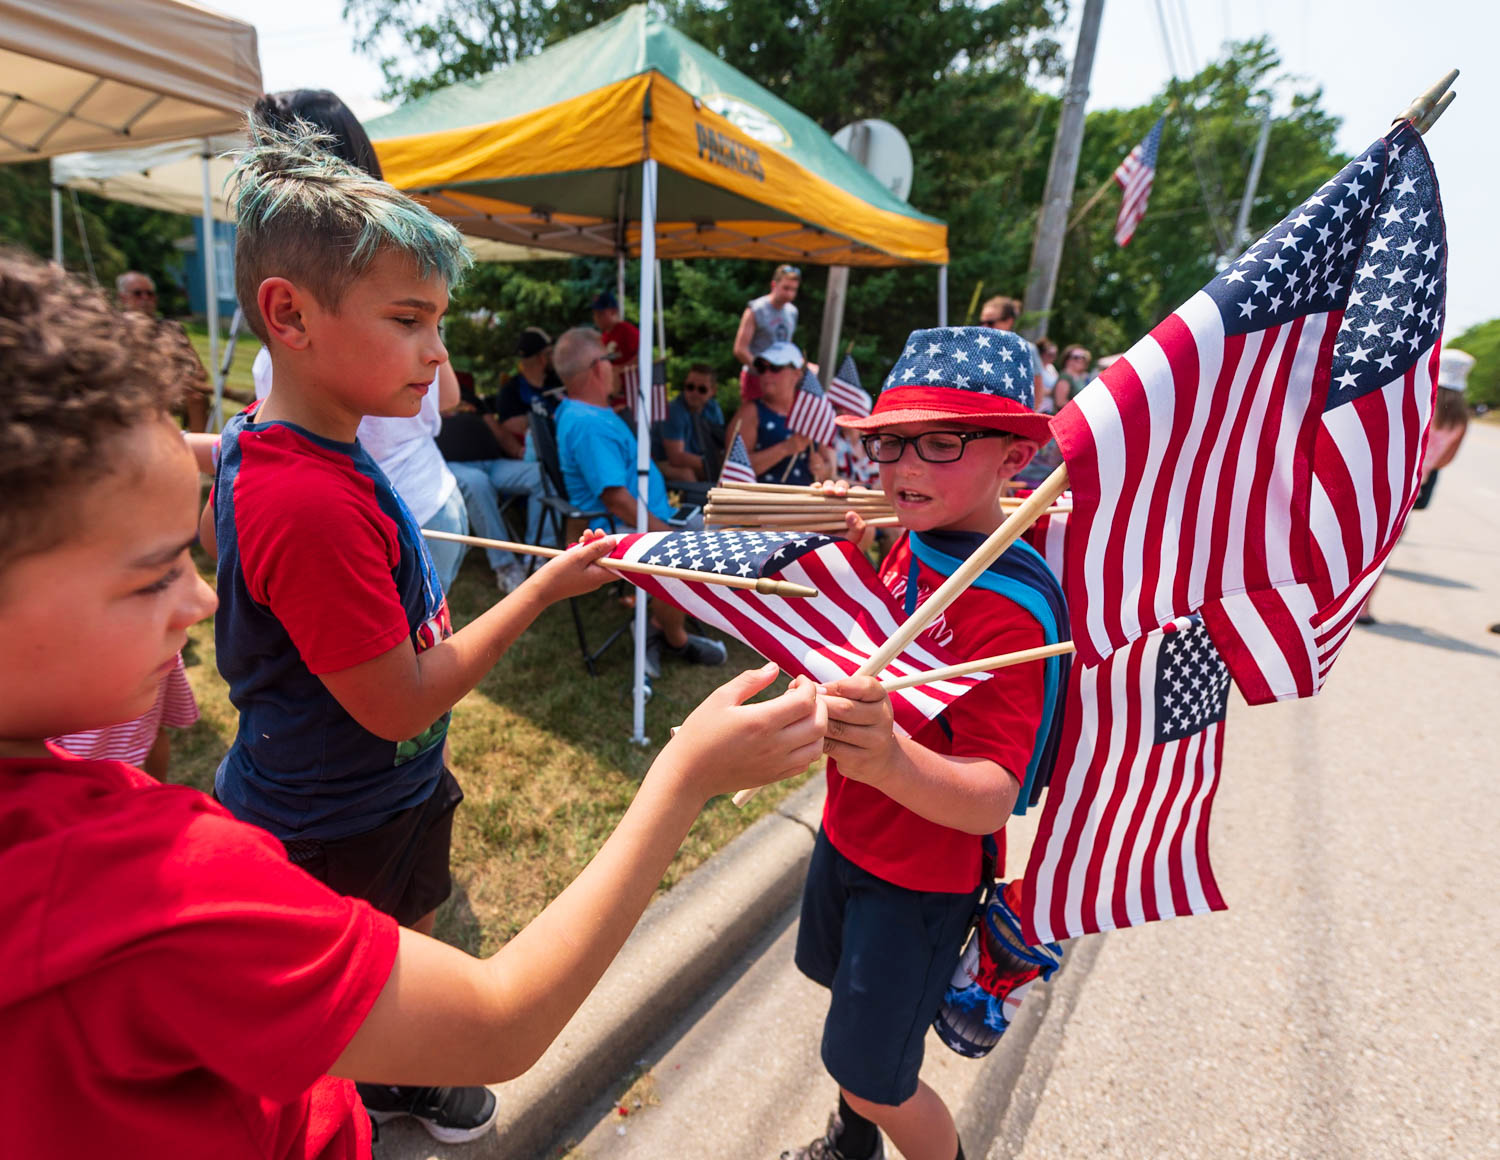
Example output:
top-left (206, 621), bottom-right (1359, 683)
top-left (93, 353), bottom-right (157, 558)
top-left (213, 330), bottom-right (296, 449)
top-left (0, 250), bottom-right (190, 577)
top-left (230, 118), bottom-right (471, 342)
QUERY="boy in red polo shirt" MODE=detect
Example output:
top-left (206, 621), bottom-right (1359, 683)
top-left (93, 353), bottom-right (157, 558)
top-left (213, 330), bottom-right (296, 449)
top-left (0, 251), bottom-right (826, 1159)
top-left (781, 327), bottom-right (1069, 1160)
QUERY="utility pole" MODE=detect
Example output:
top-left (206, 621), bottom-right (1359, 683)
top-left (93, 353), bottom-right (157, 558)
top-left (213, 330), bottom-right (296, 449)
top-left (1232, 104), bottom-right (1273, 253)
top-left (1021, 0), bottom-right (1105, 344)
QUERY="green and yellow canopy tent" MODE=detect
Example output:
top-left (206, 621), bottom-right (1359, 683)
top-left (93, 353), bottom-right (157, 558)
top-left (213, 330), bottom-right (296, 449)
top-left (366, 4), bottom-right (946, 268)
top-left (366, 7), bottom-right (949, 741)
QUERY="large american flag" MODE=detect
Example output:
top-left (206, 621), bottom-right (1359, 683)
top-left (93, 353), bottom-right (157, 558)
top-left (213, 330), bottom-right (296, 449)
top-left (609, 530), bottom-right (990, 736)
top-left (789, 366), bottom-right (840, 446)
top-left (621, 359), bottom-right (668, 423)
top-left (1113, 116), bottom-right (1164, 247)
top-left (827, 354), bottom-right (873, 417)
top-left (719, 432), bottom-right (756, 484)
top-left (1020, 614), bottom-right (1232, 944)
top-left (1053, 120), bottom-right (1445, 704)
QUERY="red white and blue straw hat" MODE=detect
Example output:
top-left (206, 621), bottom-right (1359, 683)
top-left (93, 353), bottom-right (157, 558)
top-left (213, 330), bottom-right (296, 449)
top-left (837, 326), bottom-right (1054, 443)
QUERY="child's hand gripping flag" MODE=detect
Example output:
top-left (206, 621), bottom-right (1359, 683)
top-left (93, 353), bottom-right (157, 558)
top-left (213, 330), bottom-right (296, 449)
top-left (608, 530), bottom-right (990, 735)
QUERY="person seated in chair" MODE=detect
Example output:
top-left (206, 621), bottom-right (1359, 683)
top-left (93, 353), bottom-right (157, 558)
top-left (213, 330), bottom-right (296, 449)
top-left (737, 342), bottom-right (835, 486)
top-left (553, 327), bottom-right (726, 676)
top-left (660, 363), bottom-right (725, 483)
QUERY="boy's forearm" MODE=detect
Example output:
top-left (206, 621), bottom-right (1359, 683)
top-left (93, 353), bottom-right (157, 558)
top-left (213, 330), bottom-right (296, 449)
top-left (871, 738), bottom-right (1018, 834)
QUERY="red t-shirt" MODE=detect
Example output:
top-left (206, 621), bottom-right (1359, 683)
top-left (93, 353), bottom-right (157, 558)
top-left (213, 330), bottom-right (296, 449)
top-left (822, 535), bottom-right (1046, 894)
top-left (0, 748), bottom-right (400, 1159)
top-left (601, 320), bottom-right (640, 366)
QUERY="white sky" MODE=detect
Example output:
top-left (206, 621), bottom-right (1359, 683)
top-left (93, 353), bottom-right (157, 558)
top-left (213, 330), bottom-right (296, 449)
top-left (213, 0), bottom-right (1492, 331)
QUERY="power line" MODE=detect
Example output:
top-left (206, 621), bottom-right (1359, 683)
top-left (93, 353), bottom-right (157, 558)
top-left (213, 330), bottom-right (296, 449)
top-left (1151, 0), bottom-right (1232, 254)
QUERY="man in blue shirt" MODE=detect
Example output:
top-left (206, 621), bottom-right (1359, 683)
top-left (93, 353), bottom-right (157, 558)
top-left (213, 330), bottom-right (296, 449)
top-left (553, 327), bottom-right (725, 675)
top-left (660, 363), bottom-right (725, 482)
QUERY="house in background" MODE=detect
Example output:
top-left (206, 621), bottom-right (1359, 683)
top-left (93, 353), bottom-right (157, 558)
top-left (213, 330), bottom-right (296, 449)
top-left (176, 216), bottom-right (237, 321)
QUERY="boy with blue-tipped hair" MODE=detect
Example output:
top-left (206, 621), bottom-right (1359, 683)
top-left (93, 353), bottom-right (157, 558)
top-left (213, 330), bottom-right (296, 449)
top-left (210, 122), bottom-right (613, 1138)
top-left (783, 327), bottom-right (1071, 1160)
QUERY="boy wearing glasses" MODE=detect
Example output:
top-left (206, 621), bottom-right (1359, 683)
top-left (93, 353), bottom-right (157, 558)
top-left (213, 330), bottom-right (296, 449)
top-left (782, 327), bottom-right (1068, 1160)
top-left (660, 363), bottom-right (725, 482)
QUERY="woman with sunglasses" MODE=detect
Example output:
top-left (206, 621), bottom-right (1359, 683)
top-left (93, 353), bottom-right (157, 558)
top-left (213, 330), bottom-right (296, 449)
top-left (736, 342), bottom-right (835, 486)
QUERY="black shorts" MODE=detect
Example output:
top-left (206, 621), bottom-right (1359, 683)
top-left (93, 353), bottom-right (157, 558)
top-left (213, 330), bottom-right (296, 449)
top-left (282, 769), bottom-right (464, 927)
top-left (794, 828), bottom-right (980, 1106)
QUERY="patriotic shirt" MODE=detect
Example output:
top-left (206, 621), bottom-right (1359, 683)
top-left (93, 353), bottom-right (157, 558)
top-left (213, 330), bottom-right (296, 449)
top-left (0, 748), bottom-right (397, 1159)
top-left (212, 410), bottom-right (452, 842)
top-left (822, 531), bottom-right (1061, 894)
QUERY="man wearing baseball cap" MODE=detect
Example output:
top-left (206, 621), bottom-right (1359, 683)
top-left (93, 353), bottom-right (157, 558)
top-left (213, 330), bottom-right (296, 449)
top-left (781, 326), bottom-right (1069, 1160)
top-left (590, 291), bottom-right (641, 406)
top-left (733, 264), bottom-right (801, 402)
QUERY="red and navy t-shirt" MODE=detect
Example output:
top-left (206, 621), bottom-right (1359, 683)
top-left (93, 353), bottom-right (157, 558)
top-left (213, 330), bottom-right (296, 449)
top-left (212, 410), bottom-right (452, 841)
top-left (822, 530), bottom-right (1068, 894)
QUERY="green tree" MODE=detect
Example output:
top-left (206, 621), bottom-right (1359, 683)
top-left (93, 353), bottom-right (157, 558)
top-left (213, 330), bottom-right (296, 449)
top-left (1446, 319), bottom-right (1500, 409)
top-left (1048, 37), bottom-right (1346, 356)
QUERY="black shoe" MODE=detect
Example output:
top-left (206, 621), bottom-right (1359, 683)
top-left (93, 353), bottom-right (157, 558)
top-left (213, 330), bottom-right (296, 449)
top-left (357, 1083), bottom-right (498, 1144)
top-left (663, 633), bottom-right (728, 667)
top-left (780, 1111), bottom-right (886, 1160)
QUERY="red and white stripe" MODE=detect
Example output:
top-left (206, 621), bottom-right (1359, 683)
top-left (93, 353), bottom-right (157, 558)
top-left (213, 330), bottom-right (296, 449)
top-left (719, 433), bottom-right (757, 484)
top-left (1203, 339), bottom-right (1439, 701)
top-left (621, 362), bottom-right (668, 423)
top-left (788, 387), bottom-right (839, 446)
top-left (1054, 292), bottom-right (1331, 673)
top-left (51, 654), bottom-right (198, 766)
top-left (1020, 619), bottom-right (1227, 945)
top-left (828, 375), bottom-right (872, 418)
top-left (1113, 148), bottom-right (1155, 246)
top-left (611, 533), bottom-right (989, 736)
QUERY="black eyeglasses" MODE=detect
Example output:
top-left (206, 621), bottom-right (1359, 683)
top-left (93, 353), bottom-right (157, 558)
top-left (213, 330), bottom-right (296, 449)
top-left (978, 318), bottom-right (1004, 329)
top-left (682, 382), bottom-right (713, 394)
top-left (753, 359), bottom-right (794, 374)
top-left (861, 430), bottom-right (1011, 464)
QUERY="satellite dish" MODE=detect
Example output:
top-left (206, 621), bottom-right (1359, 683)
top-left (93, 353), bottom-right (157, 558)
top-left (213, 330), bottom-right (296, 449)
top-left (833, 119), bottom-right (914, 202)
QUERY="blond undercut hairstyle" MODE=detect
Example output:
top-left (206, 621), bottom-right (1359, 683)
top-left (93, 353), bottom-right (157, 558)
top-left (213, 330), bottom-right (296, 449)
top-left (229, 119), bottom-right (471, 342)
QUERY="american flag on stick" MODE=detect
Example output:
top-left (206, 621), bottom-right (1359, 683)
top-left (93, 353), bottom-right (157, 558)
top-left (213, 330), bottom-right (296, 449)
top-left (789, 366), bottom-right (840, 446)
top-left (609, 529), bottom-right (991, 736)
top-left (1020, 614), bottom-right (1231, 944)
top-left (827, 354), bottom-right (873, 417)
top-left (1112, 116), bottom-right (1164, 246)
top-left (621, 360), bottom-right (668, 423)
top-left (719, 433), bottom-right (757, 485)
top-left (1053, 120), bottom-right (1446, 704)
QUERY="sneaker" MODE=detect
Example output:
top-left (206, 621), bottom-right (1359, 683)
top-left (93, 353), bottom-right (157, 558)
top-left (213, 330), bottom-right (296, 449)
top-left (780, 1111), bottom-right (886, 1160)
top-left (494, 562), bottom-right (529, 594)
top-left (662, 633), bottom-right (728, 667)
top-left (358, 1083), bottom-right (498, 1144)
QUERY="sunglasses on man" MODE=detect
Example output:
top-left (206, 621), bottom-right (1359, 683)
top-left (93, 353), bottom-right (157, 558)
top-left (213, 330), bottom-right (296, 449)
top-left (682, 382), bottom-right (713, 395)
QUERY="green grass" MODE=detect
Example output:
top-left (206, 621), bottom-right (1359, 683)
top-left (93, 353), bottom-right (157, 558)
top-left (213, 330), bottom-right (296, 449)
top-left (181, 319), bottom-right (259, 406)
top-left (172, 543), bottom-right (814, 956)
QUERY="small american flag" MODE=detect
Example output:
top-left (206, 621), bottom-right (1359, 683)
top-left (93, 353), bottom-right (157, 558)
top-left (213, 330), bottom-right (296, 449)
top-left (1112, 117), bottom-right (1164, 247)
top-left (1054, 120), bottom-right (1445, 704)
top-left (609, 530), bottom-right (991, 736)
top-left (789, 366), bottom-right (839, 446)
top-left (827, 354), bottom-right (872, 417)
top-left (719, 432), bottom-right (756, 484)
top-left (621, 360), bottom-right (668, 423)
top-left (1020, 615), bottom-right (1232, 944)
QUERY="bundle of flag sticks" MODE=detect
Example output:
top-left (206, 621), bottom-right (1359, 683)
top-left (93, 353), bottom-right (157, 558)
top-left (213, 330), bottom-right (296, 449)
top-left (703, 480), bottom-right (1071, 533)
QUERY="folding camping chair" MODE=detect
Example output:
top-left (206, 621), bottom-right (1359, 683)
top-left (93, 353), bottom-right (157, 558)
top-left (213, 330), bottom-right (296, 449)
top-left (528, 410), bottom-right (631, 676)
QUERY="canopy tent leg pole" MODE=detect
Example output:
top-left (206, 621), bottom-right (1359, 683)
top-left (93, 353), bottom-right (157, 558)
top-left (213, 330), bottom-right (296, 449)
top-left (938, 264), bottom-right (949, 327)
top-left (630, 159), bottom-right (659, 747)
top-left (816, 266), bottom-right (850, 387)
top-left (201, 150), bottom-right (222, 432)
top-left (616, 252), bottom-right (627, 319)
top-left (51, 186), bottom-right (63, 265)
top-left (654, 258), bottom-right (666, 355)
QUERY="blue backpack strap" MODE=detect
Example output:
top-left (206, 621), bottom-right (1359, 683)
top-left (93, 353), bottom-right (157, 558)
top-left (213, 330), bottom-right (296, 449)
top-left (908, 532), bottom-right (1071, 815)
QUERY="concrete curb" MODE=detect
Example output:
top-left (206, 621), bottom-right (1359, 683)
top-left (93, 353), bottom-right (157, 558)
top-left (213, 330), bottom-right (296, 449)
top-left (381, 778), bottom-right (825, 1160)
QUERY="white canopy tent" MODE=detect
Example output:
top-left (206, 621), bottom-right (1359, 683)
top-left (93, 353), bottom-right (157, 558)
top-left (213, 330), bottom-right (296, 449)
top-left (1, 0), bottom-right (262, 415)
top-left (51, 138), bottom-right (562, 424)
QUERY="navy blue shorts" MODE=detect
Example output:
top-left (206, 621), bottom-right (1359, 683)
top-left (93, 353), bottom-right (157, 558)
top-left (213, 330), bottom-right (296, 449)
top-left (795, 828), bottom-right (981, 1105)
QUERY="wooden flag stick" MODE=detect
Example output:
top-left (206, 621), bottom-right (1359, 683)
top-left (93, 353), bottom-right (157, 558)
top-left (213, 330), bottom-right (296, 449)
top-left (733, 463), bottom-right (1071, 805)
top-left (421, 529), bottom-right (819, 598)
top-left (879, 641), bottom-right (1076, 693)
top-left (716, 480), bottom-right (885, 497)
